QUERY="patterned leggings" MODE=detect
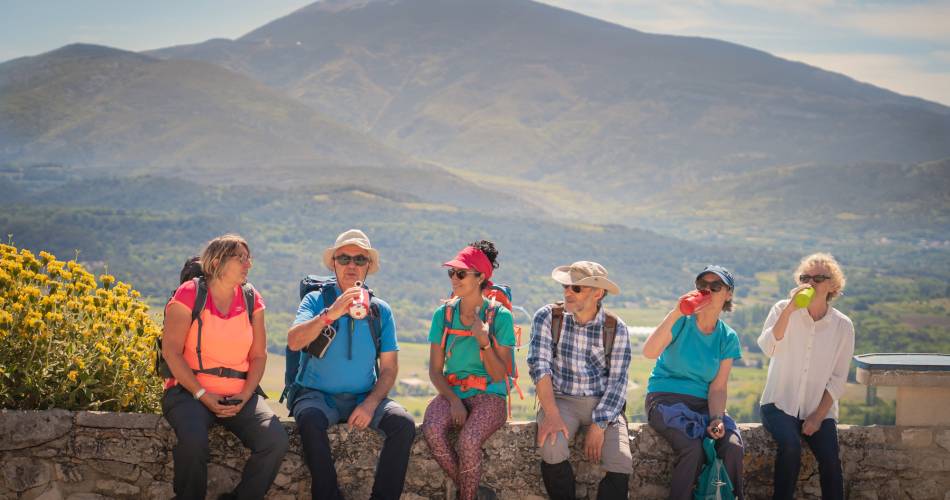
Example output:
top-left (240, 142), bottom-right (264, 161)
top-left (422, 393), bottom-right (507, 500)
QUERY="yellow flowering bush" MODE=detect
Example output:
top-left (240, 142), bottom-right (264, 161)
top-left (0, 244), bottom-right (161, 412)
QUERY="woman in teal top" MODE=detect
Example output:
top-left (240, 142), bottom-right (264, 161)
top-left (642, 265), bottom-right (745, 500)
top-left (422, 240), bottom-right (515, 500)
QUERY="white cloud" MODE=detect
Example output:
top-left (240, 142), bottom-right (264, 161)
top-left (845, 3), bottom-right (950, 41)
top-left (781, 51), bottom-right (950, 106)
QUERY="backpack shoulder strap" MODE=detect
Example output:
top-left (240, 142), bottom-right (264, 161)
top-left (242, 283), bottom-right (255, 323)
top-left (367, 297), bottom-right (383, 359)
top-left (193, 277), bottom-right (208, 371)
top-left (550, 302), bottom-right (564, 359)
top-left (440, 298), bottom-right (461, 352)
top-left (602, 309), bottom-right (619, 360)
top-left (192, 277), bottom-right (208, 323)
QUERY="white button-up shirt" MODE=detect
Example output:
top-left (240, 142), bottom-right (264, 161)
top-left (758, 299), bottom-right (855, 420)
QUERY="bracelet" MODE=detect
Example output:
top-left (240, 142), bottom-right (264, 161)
top-left (193, 388), bottom-right (206, 400)
top-left (480, 343), bottom-right (491, 351)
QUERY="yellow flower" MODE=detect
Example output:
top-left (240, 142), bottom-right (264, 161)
top-left (67, 370), bottom-right (78, 382)
top-left (99, 274), bottom-right (115, 289)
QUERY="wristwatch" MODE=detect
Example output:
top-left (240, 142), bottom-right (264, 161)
top-left (596, 420), bottom-right (608, 430)
top-left (480, 343), bottom-right (491, 351)
top-left (193, 388), bottom-right (206, 400)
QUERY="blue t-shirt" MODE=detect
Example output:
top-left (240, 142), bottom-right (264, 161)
top-left (647, 315), bottom-right (742, 399)
top-left (292, 285), bottom-right (398, 395)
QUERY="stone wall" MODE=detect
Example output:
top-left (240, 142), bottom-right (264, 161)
top-left (2, 410), bottom-right (949, 500)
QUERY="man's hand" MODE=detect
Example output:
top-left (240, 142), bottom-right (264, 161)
top-left (584, 424), bottom-right (606, 462)
top-left (328, 287), bottom-right (365, 320)
top-left (537, 410), bottom-right (569, 448)
top-left (802, 412), bottom-right (822, 436)
top-left (348, 398), bottom-right (378, 430)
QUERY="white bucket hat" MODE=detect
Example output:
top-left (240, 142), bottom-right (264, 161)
top-left (551, 260), bottom-right (620, 294)
top-left (322, 229), bottom-right (380, 275)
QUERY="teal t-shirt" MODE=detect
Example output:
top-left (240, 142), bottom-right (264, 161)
top-left (427, 298), bottom-right (516, 399)
top-left (647, 315), bottom-right (742, 399)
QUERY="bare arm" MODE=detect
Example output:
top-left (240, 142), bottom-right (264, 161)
top-left (161, 302), bottom-right (204, 395)
top-left (365, 351), bottom-right (398, 407)
top-left (642, 307), bottom-right (683, 359)
top-left (287, 287), bottom-right (362, 351)
top-left (236, 308), bottom-right (268, 402)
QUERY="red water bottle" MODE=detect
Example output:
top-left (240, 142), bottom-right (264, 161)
top-left (349, 281), bottom-right (369, 319)
top-left (679, 289), bottom-right (711, 315)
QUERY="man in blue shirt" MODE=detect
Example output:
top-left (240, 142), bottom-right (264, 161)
top-left (528, 261), bottom-right (632, 500)
top-left (287, 229), bottom-right (415, 500)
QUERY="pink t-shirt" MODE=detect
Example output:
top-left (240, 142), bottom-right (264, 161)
top-left (164, 280), bottom-right (265, 395)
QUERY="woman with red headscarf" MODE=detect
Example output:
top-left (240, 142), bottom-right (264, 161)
top-left (422, 240), bottom-right (516, 500)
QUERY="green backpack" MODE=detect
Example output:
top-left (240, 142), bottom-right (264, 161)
top-left (694, 438), bottom-right (735, 500)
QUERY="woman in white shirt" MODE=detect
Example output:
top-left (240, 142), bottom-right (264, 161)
top-left (758, 253), bottom-right (854, 500)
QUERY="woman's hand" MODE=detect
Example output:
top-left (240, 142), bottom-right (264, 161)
top-left (199, 392), bottom-right (236, 418)
top-left (787, 284), bottom-right (812, 309)
top-left (471, 306), bottom-right (490, 344)
top-left (450, 397), bottom-right (468, 427)
top-left (707, 417), bottom-right (726, 440)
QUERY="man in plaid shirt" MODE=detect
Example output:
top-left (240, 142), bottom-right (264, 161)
top-left (528, 261), bottom-right (633, 500)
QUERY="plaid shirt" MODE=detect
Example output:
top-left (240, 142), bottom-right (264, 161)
top-left (527, 303), bottom-right (631, 425)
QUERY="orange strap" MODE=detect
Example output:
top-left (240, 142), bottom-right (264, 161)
top-left (445, 373), bottom-right (488, 392)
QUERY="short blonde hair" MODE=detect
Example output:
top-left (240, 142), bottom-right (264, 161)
top-left (794, 252), bottom-right (846, 302)
top-left (200, 234), bottom-right (250, 281)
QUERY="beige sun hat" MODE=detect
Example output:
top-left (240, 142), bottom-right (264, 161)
top-left (322, 229), bottom-right (380, 275)
top-left (551, 260), bottom-right (620, 294)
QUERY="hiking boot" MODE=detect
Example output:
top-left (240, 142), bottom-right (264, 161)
top-left (476, 485), bottom-right (498, 500)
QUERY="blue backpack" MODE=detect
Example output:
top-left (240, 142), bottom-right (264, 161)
top-left (279, 275), bottom-right (382, 409)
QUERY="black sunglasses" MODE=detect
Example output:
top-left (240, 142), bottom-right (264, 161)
top-left (447, 268), bottom-right (480, 280)
top-left (799, 274), bottom-right (831, 284)
top-left (333, 254), bottom-right (370, 267)
top-left (696, 279), bottom-right (726, 293)
top-left (562, 284), bottom-right (584, 293)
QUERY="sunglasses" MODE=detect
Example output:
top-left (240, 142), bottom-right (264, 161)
top-left (333, 254), bottom-right (370, 267)
top-left (799, 274), bottom-right (831, 284)
top-left (562, 284), bottom-right (585, 293)
top-left (228, 253), bottom-right (252, 264)
top-left (447, 268), bottom-right (480, 280)
top-left (696, 279), bottom-right (727, 293)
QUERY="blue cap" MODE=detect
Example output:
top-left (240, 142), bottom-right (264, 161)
top-left (697, 265), bottom-right (735, 289)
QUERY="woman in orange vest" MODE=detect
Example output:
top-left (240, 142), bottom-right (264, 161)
top-left (422, 241), bottom-right (516, 500)
top-left (161, 234), bottom-right (288, 500)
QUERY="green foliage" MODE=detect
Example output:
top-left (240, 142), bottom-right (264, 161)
top-left (0, 244), bottom-right (162, 412)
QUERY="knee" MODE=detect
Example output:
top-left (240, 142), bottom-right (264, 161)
top-left (387, 411), bottom-right (417, 440)
top-left (539, 439), bottom-right (570, 465)
top-left (773, 435), bottom-right (802, 457)
top-left (174, 426), bottom-right (210, 459)
top-left (264, 421), bottom-right (290, 457)
top-left (720, 436), bottom-right (745, 463)
top-left (297, 408), bottom-right (331, 435)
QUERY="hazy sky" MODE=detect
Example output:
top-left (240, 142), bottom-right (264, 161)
top-left (2, 0), bottom-right (948, 106)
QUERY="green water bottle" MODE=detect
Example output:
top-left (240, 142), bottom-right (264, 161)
top-left (793, 287), bottom-right (815, 308)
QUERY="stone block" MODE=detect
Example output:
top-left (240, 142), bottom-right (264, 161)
top-left (72, 434), bottom-right (165, 464)
top-left (0, 410), bottom-right (73, 451)
top-left (2, 457), bottom-right (51, 492)
top-left (935, 430), bottom-right (950, 452)
top-left (31, 483), bottom-right (64, 500)
top-left (901, 428), bottom-right (934, 448)
top-left (65, 494), bottom-right (108, 500)
top-left (145, 481), bottom-right (173, 500)
top-left (75, 411), bottom-right (161, 430)
top-left (94, 479), bottom-right (139, 497)
top-left (87, 460), bottom-right (140, 482)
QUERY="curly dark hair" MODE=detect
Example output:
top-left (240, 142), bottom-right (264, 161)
top-left (468, 240), bottom-right (499, 290)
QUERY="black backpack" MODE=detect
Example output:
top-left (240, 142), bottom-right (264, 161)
top-left (155, 257), bottom-right (256, 382)
top-left (279, 275), bottom-right (383, 407)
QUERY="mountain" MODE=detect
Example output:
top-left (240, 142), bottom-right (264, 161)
top-left (150, 0), bottom-right (950, 196)
top-left (0, 43), bottom-right (411, 172)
